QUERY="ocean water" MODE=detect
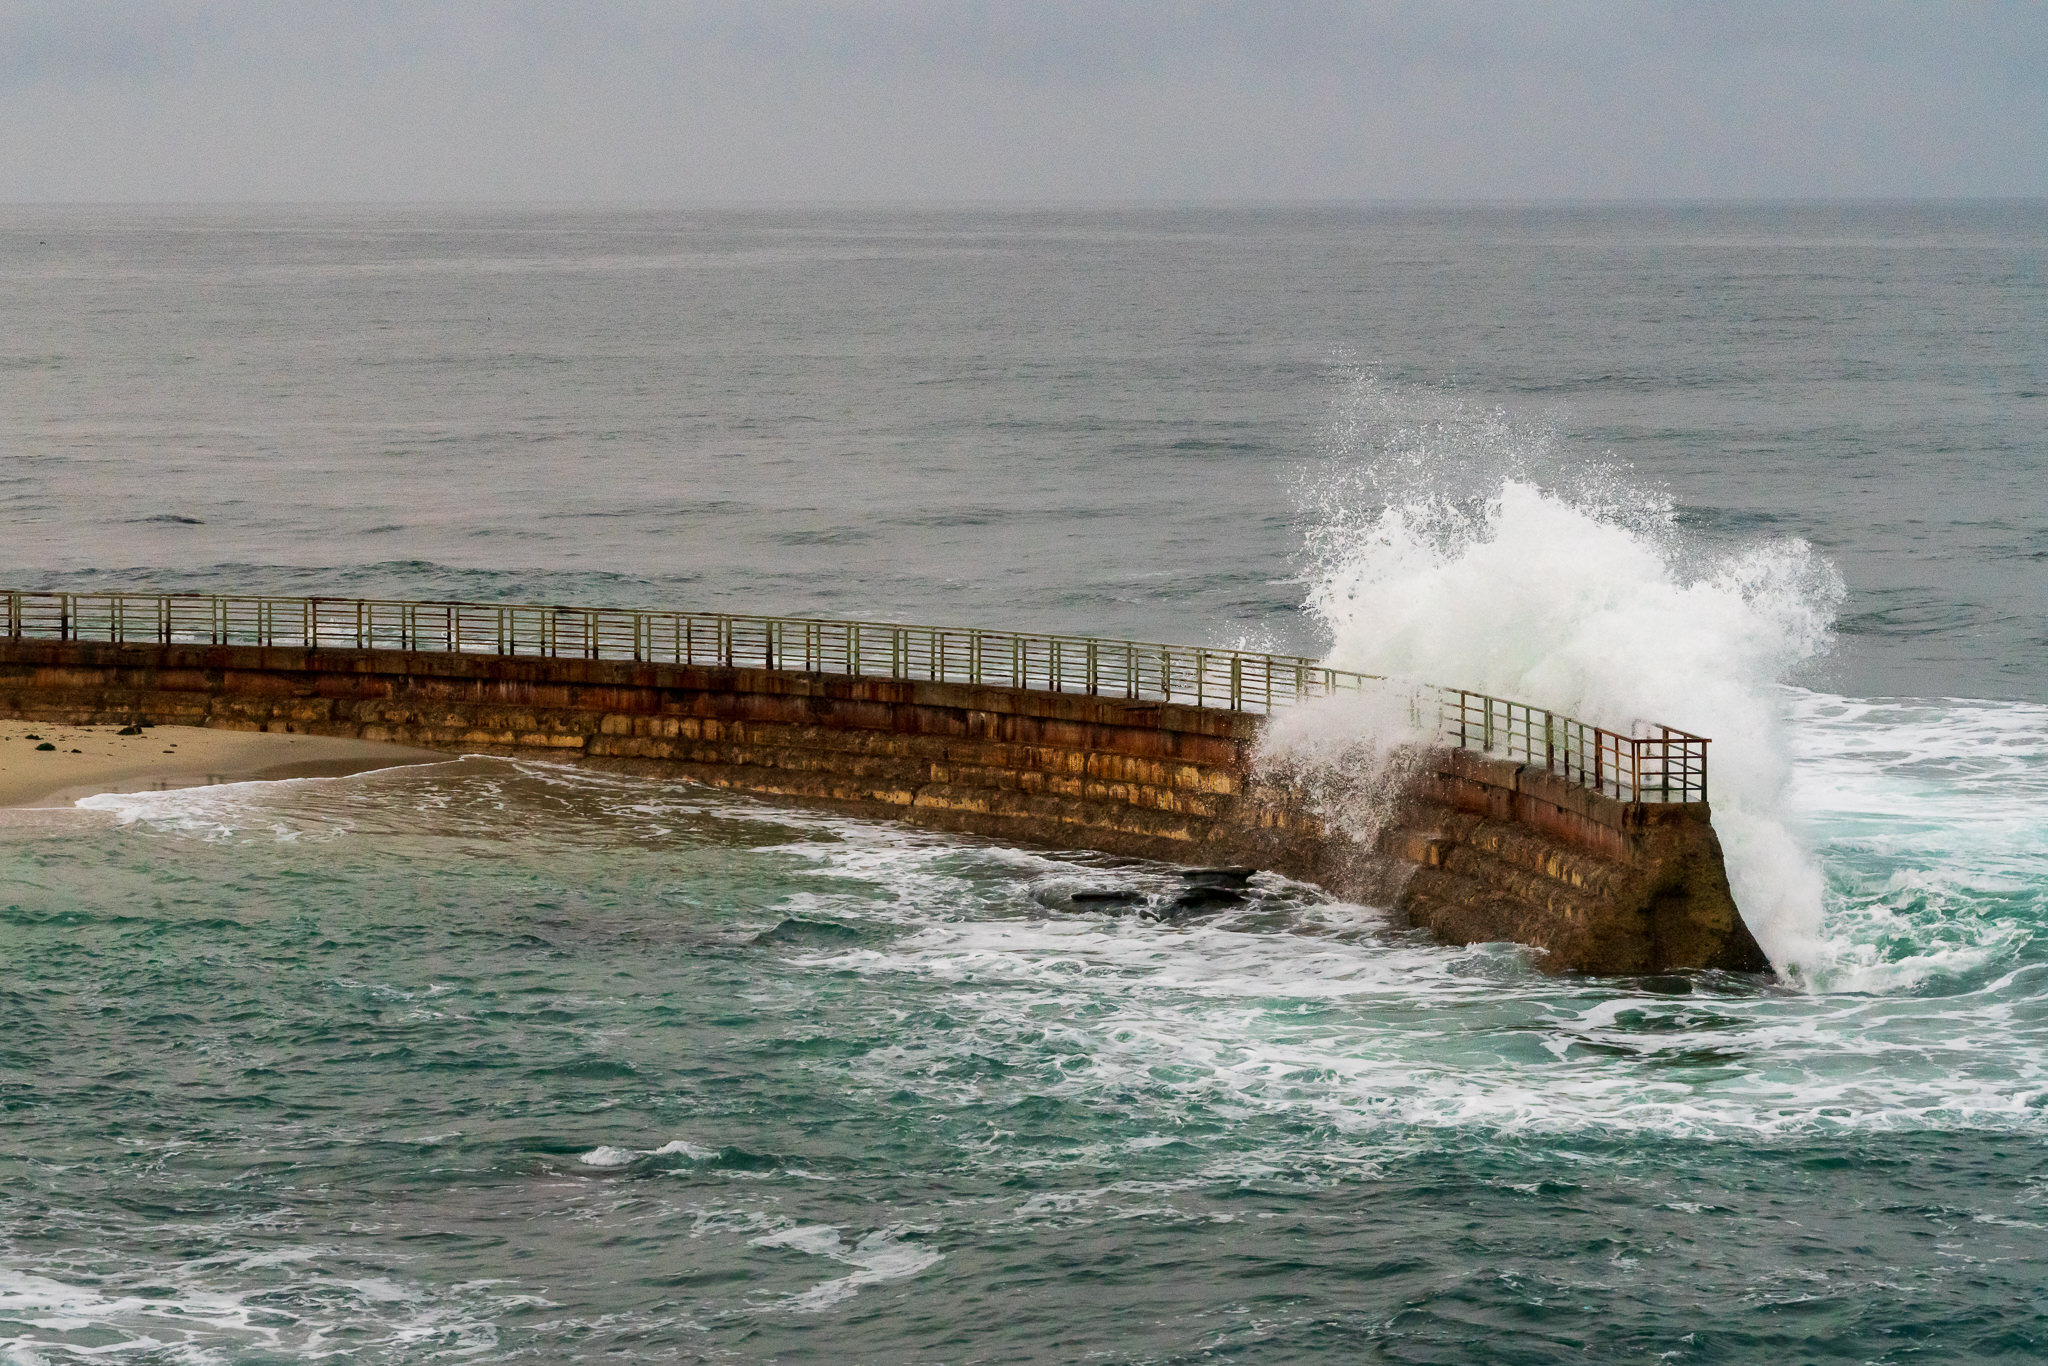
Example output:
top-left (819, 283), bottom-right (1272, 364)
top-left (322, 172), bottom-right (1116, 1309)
top-left (2, 203), bottom-right (2047, 1362)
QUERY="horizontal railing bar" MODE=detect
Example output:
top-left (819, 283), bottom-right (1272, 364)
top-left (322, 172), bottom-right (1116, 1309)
top-left (0, 587), bottom-right (1710, 801)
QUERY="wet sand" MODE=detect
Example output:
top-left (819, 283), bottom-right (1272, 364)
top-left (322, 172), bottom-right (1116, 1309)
top-left (0, 721), bottom-right (448, 807)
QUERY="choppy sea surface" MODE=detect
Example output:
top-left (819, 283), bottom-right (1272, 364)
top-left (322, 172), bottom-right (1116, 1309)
top-left (2, 204), bottom-right (2046, 1362)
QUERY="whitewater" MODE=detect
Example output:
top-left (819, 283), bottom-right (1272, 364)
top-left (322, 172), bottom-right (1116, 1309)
top-left (2, 202), bottom-right (2045, 1362)
top-left (1276, 379), bottom-right (1849, 979)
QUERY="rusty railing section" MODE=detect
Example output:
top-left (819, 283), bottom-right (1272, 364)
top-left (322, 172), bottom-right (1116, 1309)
top-left (1, 588), bottom-right (1708, 802)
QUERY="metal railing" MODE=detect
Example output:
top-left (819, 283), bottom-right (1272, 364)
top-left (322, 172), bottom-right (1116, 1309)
top-left (1, 589), bottom-right (1708, 802)
top-left (1433, 688), bottom-right (1706, 807)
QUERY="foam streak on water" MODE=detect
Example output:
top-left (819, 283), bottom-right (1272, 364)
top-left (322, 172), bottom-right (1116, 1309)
top-left (1790, 689), bottom-right (2048, 992)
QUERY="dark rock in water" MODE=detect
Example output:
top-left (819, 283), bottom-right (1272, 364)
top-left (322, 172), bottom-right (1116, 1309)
top-left (1180, 867), bottom-right (1256, 888)
top-left (1069, 889), bottom-right (1142, 907)
top-left (1166, 884), bottom-right (1246, 914)
top-left (1036, 885), bottom-right (1146, 915)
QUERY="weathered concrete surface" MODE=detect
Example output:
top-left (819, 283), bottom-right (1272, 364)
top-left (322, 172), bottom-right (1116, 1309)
top-left (0, 638), bottom-right (1768, 975)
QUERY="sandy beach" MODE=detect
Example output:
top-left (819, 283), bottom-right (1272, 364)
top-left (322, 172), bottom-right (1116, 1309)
top-left (0, 721), bottom-right (448, 807)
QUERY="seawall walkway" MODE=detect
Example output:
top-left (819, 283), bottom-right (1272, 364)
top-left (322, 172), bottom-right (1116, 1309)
top-left (1, 590), bottom-right (1765, 974)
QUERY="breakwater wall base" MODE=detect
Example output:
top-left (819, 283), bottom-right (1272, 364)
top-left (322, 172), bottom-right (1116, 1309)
top-left (0, 639), bottom-right (1767, 975)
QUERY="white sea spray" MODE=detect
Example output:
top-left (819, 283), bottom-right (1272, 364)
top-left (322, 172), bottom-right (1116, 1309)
top-left (1253, 688), bottom-right (1431, 854)
top-left (1277, 377), bottom-right (1845, 977)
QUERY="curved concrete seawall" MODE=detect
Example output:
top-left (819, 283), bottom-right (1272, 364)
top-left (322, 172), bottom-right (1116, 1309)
top-left (0, 637), bottom-right (1767, 975)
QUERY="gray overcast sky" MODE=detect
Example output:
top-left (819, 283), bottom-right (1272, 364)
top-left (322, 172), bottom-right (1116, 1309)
top-left (3, 1), bottom-right (2045, 202)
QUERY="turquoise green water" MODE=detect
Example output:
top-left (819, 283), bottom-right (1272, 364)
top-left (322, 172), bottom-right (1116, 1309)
top-left (5, 702), bottom-right (2047, 1361)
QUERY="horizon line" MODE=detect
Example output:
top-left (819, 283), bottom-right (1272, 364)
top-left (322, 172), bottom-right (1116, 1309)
top-left (4, 194), bottom-right (2046, 211)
